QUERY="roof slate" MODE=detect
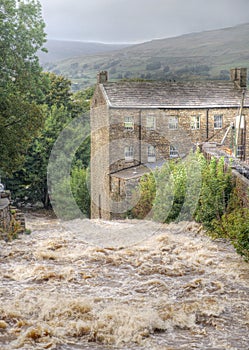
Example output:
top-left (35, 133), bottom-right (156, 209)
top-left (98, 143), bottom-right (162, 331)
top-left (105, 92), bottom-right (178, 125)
top-left (101, 81), bottom-right (249, 109)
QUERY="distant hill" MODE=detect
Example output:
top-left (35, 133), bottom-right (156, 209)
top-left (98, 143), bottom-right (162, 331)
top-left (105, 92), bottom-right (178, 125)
top-left (38, 40), bottom-right (132, 64)
top-left (41, 23), bottom-right (249, 91)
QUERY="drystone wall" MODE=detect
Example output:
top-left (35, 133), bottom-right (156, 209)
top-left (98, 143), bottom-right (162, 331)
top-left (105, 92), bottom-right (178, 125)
top-left (0, 192), bottom-right (11, 233)
top-left (0, 191), bottom-right (26, 238)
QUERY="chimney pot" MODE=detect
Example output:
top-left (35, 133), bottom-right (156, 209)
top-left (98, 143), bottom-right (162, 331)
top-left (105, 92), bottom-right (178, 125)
top-left (230, 68), bottom-right (247, 88)
top-left (97, 71), bottom-right (108, 84)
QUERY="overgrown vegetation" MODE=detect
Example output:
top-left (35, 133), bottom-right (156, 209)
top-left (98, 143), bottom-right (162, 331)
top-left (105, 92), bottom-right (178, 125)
top-left (0, 0), bottom-right (47, 173)
top-left (0, 1), bottom-right (93, 218)
top-left (132, 151), bottom-right (249, 261)
top-left (3, 75), bottom-right (93, 214)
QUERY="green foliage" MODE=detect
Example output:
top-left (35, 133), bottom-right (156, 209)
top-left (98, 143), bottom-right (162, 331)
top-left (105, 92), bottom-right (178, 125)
top-left (70, 166), bottom-right (90, 218)
top-left (131, 151), bottom-right (204, 223)
top-left (194, 157), bottom-right (233, 231)
top-left (146, 61), bottom-right (162, 71)
top-left (131, 173), bottom-right (156, 219)
top-left (0, 0), bottom-right (47, 173)
top-left (210, 187), bottom-right (249, 261)
top-left (212, 207), bottom-right (249, 262)
top-left (49, 164), bottom-right (90, 220)
top-left (152, 152), bottom-right (204, 223)
top-left (41, 72), bottom-right (72, 108)
top-left (4, 78), bottom-right (93, 210)
top-left (153, 162), bottom-right (182, 223)
top-left (130, 151), bottom-right (249, 261)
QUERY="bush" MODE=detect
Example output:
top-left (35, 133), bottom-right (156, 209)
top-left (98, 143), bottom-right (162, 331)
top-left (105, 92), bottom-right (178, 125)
top-left (213, 208), bottom-right (249, 261)
top-left (131, 173), bottom-right (156, 219)
top-left (194, 157), bottom-right (233, 231)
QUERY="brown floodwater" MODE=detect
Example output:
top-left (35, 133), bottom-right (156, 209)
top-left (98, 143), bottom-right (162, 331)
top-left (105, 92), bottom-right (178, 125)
top-left (0, 213), bottom-right (248, 349)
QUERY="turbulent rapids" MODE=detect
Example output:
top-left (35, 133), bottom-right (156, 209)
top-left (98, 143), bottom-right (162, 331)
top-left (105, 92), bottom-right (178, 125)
top-left (0, 212), bottom-right (248, 349)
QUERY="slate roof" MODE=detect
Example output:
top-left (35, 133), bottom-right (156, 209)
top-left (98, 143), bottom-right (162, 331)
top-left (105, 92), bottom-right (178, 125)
top-left (100, 81), bottom-right (249, 109)
top-left (110, 160), bottom-right (165, 179)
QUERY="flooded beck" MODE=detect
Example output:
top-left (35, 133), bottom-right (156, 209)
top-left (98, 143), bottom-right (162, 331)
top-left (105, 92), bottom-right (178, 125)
top-left (0, 213), bottom-right (248, 349)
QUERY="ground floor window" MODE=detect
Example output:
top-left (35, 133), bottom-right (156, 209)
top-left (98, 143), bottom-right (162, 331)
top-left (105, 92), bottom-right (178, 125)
top-left (124, 146), bottom-right (134, 161)
top-left (148, 145), bottom-right (156, 162)
top-left (170, 145), bottom-right (179, 158)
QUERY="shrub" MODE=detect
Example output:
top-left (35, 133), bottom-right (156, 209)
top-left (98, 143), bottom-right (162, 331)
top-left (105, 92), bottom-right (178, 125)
top-left (194, 157), bottom-right (234, 230)
top-left (213, 208), bottom-right (249, 261)
top-left (131, 173), bottom-right (156, 219)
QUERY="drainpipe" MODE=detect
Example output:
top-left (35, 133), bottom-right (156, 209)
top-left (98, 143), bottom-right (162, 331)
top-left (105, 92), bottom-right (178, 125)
top-left (206, 109), bottom-right (209, 140)
top-left (235, 89), bottom-right (246, 159)
top-left (139, 110), bottom-right (142, 164)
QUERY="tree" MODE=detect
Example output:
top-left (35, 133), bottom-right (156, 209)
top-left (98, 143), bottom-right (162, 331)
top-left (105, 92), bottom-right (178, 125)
top-left (41, 72), bottom-right (72, 108)
top-left (131, 173), bottom-right (156, 219)
top-left (0, 0), bottom-right (46, 173)
top-left (194, 157), bottom-right (233, 230)
top-left (5, 82), bottom-right (93, 210)
top-left (153, 161), bottom-right (185, 223)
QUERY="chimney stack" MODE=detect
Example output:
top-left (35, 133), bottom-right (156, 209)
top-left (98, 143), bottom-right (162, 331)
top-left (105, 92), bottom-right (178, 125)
top-left (97, 71), bottom-right (108, 84)
top-left (230, 68), bottom-right (247, 88)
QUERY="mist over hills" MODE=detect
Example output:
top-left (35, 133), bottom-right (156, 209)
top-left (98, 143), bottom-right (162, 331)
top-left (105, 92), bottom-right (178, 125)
top-left (40, 23), bottom-right (249, 91)
top-left (38, 40), bottom-right (132, 64)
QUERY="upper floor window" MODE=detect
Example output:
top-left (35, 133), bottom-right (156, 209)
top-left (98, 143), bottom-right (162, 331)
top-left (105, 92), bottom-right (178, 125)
top-left (169, 116), bottom-right (178, 130)
top-left (124, 116), bottom-right (134, 130)
top-left (147, 145), bottom-right (156, 162)
top-left (124, 146), bottom-right (134, 161)
top-left (146, 115), bottom-right (156, 130)
top-left (214, 115), bottom-right (223, 129)
top-left (170, 145), bottom-right (179, 158)
top-left (190, 115), bottom-right (200, 130)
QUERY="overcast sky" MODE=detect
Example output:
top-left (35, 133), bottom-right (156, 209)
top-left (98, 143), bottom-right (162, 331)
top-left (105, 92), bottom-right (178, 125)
top-left (39, 0), bottom-right (249, 43)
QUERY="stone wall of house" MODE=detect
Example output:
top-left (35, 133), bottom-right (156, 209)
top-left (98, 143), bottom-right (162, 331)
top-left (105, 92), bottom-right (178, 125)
top-left (90, 85), bottom-right (112, 219)
top-left (109, 175), bottom-right (141, 219)
top-left (109, 107), bottom-right (249, 167)
top-left (91, 84), bottom-right (249, 220)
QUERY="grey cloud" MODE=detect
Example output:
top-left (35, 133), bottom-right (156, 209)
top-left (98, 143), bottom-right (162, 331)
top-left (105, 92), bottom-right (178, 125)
top-left (39, 0), bottom-right (249, 42)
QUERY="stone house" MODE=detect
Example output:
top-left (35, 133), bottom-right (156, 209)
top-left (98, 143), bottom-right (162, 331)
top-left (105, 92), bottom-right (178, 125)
top-left (90, 68), bottom-right (249, 220)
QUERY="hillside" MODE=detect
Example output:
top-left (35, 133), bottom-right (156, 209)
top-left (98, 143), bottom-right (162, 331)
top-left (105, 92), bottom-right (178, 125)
top-left (38, 40), bottom-right (132, 64)
top-left (42, 23), bottom-right (249, 90)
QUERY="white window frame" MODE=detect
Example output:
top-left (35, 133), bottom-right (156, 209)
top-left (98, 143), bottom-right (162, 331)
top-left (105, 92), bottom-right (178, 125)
top-left (124, 116), bottom-right (134, 130)
top-left (190, 115), bottom-right (200, 130)
top-left (147, 145), bottom-right (156, 162)
top-left (170, 145), bottom-right (179, 158)
top-left (124, 146), bottom-right (134, 161)
top-left (146, 115), bottom-right (156, 130)
top-left (214, 115), bottom-right (223, 129)
top-left (169, 116), bottom-right (178, 130)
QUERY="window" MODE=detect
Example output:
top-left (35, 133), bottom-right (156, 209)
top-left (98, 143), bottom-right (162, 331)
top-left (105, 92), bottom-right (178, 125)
top-left (170, 145), bottom-right (179, 158)
top-left (169, 116), bottom-right (178, 130)
top-left (214, 115), bottom-right (223, 129)
top-left (237, 145), bottom-right (245, 159)
top-left (148, 145), bottom-right (156, 162)
top-left (124, 146), bottom-right (134, 161)
top-left (190, 116), bottom-right (200, 130)
top-left (124, 116), bottom-right (134, 130)
top-left (146, 115), bottom-right (156, 130)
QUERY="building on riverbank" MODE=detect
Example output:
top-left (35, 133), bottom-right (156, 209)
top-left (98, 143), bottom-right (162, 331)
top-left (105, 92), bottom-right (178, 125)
top-left (90, 68), bottom-right (249, 220)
